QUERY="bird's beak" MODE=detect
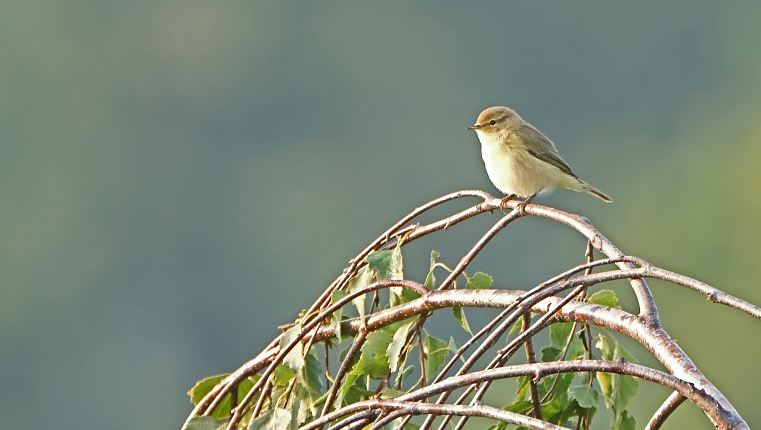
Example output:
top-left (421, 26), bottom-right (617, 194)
top-left (467, 124), bottom-right (482, 130)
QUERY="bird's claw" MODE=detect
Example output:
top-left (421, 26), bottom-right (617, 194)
top-left (499, 194), bottom-right (516, 214)
top-left (515, 200), bottom-right (529, 217)
top-left (514, 193), bottom-right (537, 216)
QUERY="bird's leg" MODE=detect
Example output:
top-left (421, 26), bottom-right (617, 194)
top-left (515, 193), bottom-right (537, 217)
top-left (499, 194), bottom-right (516, 214)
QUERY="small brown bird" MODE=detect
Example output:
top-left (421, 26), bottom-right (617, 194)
top-left (468, 106), bottom-right (612, 210)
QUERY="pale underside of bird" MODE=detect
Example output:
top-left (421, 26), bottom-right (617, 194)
top-left (469, 106), bottom-right (612, 206)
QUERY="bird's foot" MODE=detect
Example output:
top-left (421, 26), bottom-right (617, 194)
top-left (514, 193), bottom-right (537, 217)
top-left (515, 200), bottom-right (529, 217)
top-left (499, 194), bottom-right (516, 214)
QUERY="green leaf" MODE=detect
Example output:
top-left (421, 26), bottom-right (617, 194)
top-left (538, 373), bottom-right (573, 409)
top-left (386, 246), bottom-right (407, 305)
top-left (595, 334), bottom-right (615, 360)
top-left (395, 288), bottom-right (422, 306)
top-left (504, 400), bottom-right (533, 414)
top-left (448, 337), bottom-right (461, 357)
top-left (184, 416), bottom-right (226, 430)
top-left (362, 330), bottom-right (394, 359)
top-left (380, 387), bottom-right (405, 398)
top-left (614, 410), bottom-right (636, 430)
top-left (566, 336), bottom-right (586, 360)
top-left (397, 365), bottom-right (415, 385)
top-left (273, 364), bottom-right (296, 386)
top-left (422, 335), bottom-right (450, 379)
top-left (614, 343), bottom-right (639, 364)
top-left (347, 268), bottom-right (372, 319)
top-left (296, 352), bottom-right (322, 398)
top-left (513, 376), bottom-right (531, 402)
top-left (541, 346), bottom-right (562, 362)
top-left (247, 408), bottom-right (291, 430)
top-left (280, 326), bottom-right (305, 373)
top-left (612, 374), bottom-right (639, 412)
top-left (337, 370), bottom-right (360, 406)
top-left (596, 371), bottom-right (613, 408)
top-left (387, 318), bottom-right (417, 372)
top-left (355, 331), bottom-right (393, 378)
top-left (595, 334), bottom-right (640, 415)
top-left (188, 375), bottom-right (257, 419)
top-left (485, 422), bottom-right (508, 430)
top-left (588, 290), bottom-right (621, 309)
top-left (337, 370), bottom-right (374, 407)
top-left (367, 249), bottom-right (402, 280)
top-left (541, 397), bottom-right (564, 423)
top-left (570, 384), bottom-right (598, 408)
top-left (424, 250), bottom-right (440, 289)
top-left (393, 419), bottom-right (420, 430)
top-left (330, 290), bottom-right (345, 340)
top-left (558, 397), bottom-right (588, 427)
top-left (509, 319), bottom-right (523, 336)
top-left (289, 399), bottom-right (301, 430)
top-left (466, 272), bottom-right (493, 289)
top-left (389, 246), bottom-right (403, 279)
top-left (452, 306), bottom-right (472, 334)
top-left (553, 372), bottom-right (574, 399)
top-left (549, 322), bottom-right (574, 349)
top-left (188, 374), bottom-right (227, 405)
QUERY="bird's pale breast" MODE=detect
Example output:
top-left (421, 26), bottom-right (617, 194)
top-left (478, 132), bottom-right (569, 198)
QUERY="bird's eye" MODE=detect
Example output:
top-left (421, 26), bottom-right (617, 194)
top-left (489, 120), bottom-right (496, 125)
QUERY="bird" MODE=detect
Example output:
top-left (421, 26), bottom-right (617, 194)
top-left (468, 106), bottom-right (611, 213)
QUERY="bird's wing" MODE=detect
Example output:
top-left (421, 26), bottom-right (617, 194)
top-left (519, 124), bottom-right (576, 177)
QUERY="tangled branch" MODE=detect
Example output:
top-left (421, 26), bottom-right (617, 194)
top-left (182, 190), bottom-right (760, 430)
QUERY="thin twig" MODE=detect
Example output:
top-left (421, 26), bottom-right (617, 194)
top-left (523, 314), bottom-right (543, 420)
top-left (437, 209), bottom-right (523, 291)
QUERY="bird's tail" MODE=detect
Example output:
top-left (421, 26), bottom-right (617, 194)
top-left (581, 181), bottom-right (613, 202)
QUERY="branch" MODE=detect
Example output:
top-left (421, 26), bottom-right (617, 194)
top-left (645, 391), bottom-right (687, 430)
top-left (367, 401), bottom-right (574, 430)
top-left (302, 360), bottom-right (687, 430)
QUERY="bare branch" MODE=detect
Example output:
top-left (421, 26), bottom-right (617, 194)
top-left (642, 265), bottom-right (761, 320)
top-left (523, 314), bottom-right (543, 420)
top-left (645, 391), bottom-right (687, 430)
top-left (367, 401), bottom-right (574, 430)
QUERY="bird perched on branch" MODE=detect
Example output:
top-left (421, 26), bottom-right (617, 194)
top-left (468, 106), bottom-right (612, 213)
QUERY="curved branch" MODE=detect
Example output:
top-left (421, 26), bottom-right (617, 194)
top-left (645, 392), bottom-right (686, 430)
top-left (309, 190), bottom-right (492, 315)
top-left (365, 401), bottom-right (574, 430)
top-left (302, 360), bottom-right (687, 430)
top-left (642, 265), bottom-right (761, 320)
top-left (436, 209), bottom-right (522, 290)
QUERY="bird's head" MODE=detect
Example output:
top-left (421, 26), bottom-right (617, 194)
top-left (467, 106), bottom-right (521, 135)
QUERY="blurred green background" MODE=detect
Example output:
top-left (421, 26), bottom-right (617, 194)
top-left (2, 0), bottom-right (761, 429)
